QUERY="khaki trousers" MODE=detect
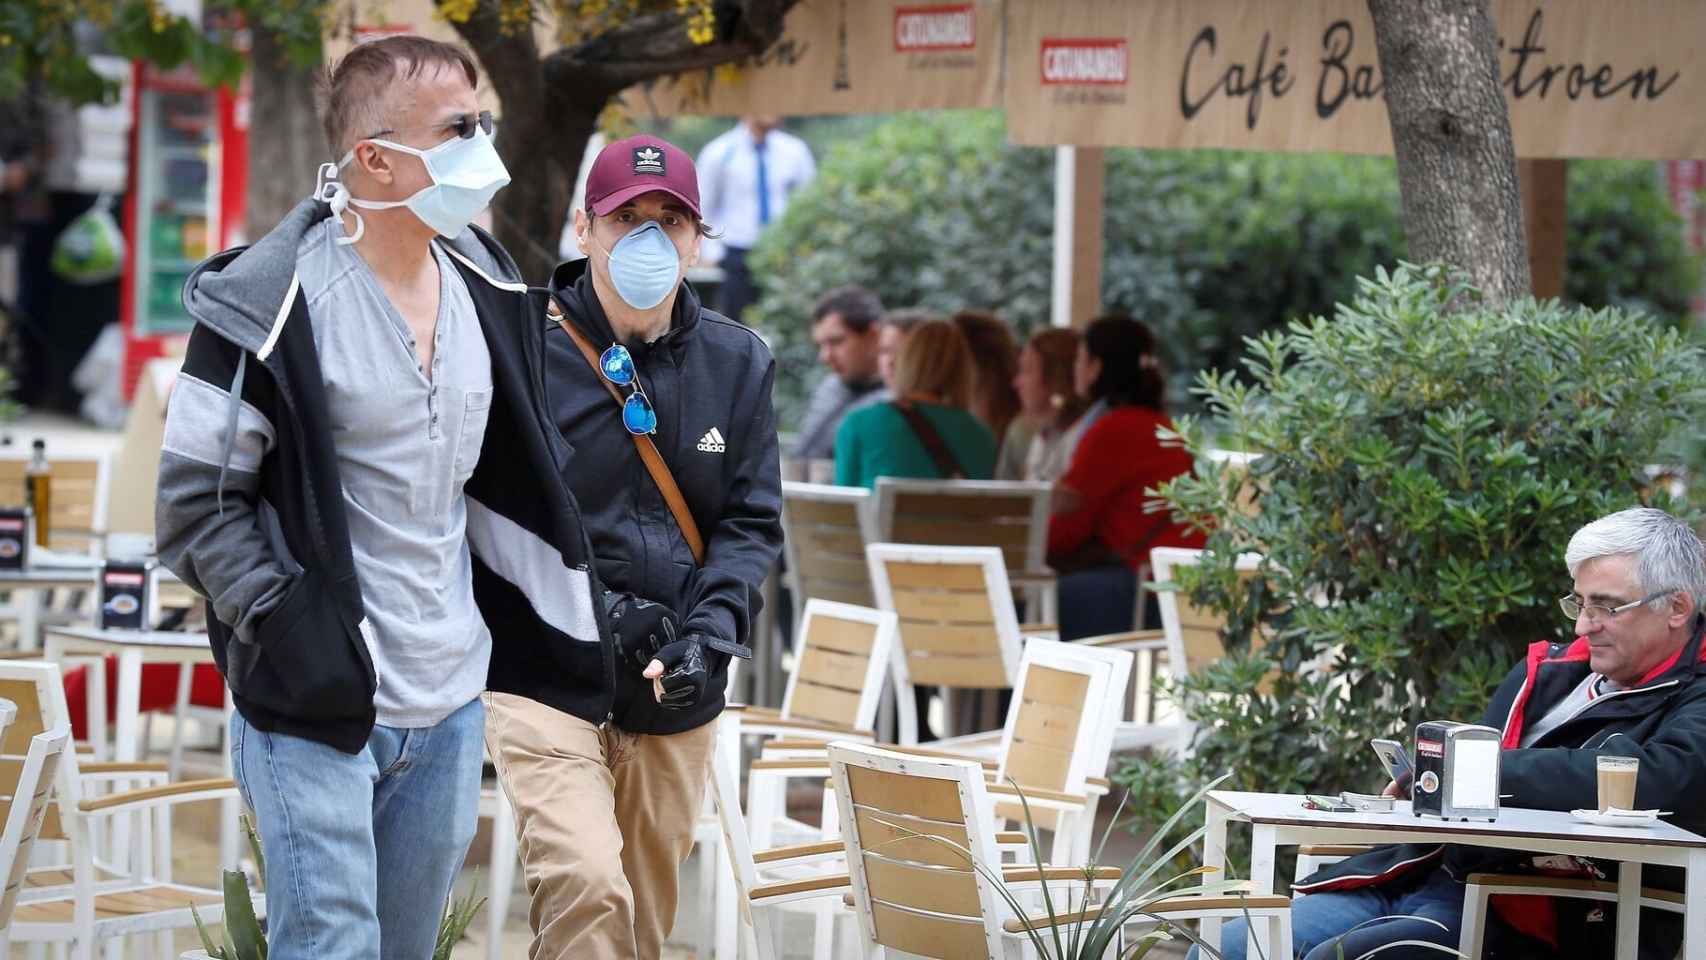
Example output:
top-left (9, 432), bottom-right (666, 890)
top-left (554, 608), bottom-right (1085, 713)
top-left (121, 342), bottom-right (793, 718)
top-left (485, 692), bottom-right (716, 960)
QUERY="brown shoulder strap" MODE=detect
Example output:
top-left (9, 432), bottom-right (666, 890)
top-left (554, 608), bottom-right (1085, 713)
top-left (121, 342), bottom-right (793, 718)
top-left (890, 401), bottom-right (967, 480)
top-left (548, 298), bottom-right (706, 565)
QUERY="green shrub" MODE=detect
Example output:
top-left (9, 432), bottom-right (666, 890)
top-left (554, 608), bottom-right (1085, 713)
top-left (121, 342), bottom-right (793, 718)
top-left (1126, 264), bottom-right (1706, 845)
top-left (746, 113), bottom-right (1699, 430)
top-left (1566, 161), bottom-right (1702, 324)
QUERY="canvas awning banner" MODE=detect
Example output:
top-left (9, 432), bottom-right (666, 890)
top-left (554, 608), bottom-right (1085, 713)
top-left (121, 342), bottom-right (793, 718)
top-left (624, 0), bottom-right (1003, 117)
top-left (1003, 0), bottom-right (1703, 158)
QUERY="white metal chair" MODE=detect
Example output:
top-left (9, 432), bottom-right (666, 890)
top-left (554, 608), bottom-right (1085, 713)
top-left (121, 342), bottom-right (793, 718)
top-left (865, 543), bottom-right (1024, 745)
top-left (1458, 871), bottom-right (1683, 959)
top-left (739, 601), bottom-right (897, 852)
top-left (872, 477), bottom-right (1056, 621)
top-left (0, 659), bottom-right (257, 959)
top-left (827, 740), bottom-right (1292, 959)
top-left (0, 705), bottom-right (72, 956)
top-left (0, 451), bottom-right (110, 652)
top-left (781, 482), bottom-right (877, 622)
top-left (708, 713), bottom-right (858, 960)
top-left (1125, 546), bottom-right (1269, 756)
top-left (756, 638), bottom-right (1131, 868)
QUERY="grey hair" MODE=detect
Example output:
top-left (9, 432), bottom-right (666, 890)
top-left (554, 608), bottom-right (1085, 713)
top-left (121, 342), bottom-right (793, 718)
top-left (1565, 507), bottom-right (1706, 608)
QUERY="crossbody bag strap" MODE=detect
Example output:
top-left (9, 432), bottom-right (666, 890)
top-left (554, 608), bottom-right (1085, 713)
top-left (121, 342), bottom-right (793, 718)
top-left (549, 297), bottom-right (706, 565)
top-left (890, 400), bottom-right (967, 480)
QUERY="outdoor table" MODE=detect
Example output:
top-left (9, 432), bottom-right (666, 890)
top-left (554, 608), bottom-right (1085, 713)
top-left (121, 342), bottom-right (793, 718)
top-left (1202, 790), bottom-right (1706, 960)
top-left (42, 625), bottom-right (236, 870)
top-left (0, 555), bottom-right (100, 651)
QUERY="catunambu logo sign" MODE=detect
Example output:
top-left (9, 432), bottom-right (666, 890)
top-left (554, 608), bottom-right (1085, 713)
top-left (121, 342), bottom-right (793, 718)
top-left (1041, 37), bottom-right (1129, 85)
top-left (894, 4), bottom-right (976, 52)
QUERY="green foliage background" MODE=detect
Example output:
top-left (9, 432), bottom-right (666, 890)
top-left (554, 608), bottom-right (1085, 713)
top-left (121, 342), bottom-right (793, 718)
top-left (1119, 265), bottom-right (1706, 880)
top-left (745, 111), bottom-right (1700, 433)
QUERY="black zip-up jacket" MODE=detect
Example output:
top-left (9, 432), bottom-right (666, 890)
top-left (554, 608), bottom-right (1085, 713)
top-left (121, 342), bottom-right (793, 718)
top-left (1295, 616), bottom-right (1706, 960)
top-left (158, 200), bottom-right (610, 753)
top-left (538, 259), bottom-right (783, 734)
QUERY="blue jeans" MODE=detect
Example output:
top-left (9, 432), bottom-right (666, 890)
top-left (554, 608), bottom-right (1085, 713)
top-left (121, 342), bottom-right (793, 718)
top-left (230, 696), bottom-right (485, 960)
top-left (1188, 868), bottom-right (1465, 960)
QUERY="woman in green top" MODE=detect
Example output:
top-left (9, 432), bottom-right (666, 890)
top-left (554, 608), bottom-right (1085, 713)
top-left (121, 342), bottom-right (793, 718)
top-left (834, 318), bottom-right (997, 489)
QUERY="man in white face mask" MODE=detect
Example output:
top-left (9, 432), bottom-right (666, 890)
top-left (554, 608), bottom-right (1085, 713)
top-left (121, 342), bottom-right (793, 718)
top-left (159, 35), bottom-right (606, 960)
top-left (480, 135), bottom-right (783, 959)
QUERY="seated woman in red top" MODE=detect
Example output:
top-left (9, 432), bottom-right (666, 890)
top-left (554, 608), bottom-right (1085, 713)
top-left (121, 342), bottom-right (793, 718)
top-left (1049, 314), bottom-right (1203, 640)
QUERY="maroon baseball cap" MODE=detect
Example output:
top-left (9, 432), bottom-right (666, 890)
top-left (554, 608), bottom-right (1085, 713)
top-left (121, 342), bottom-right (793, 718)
top-left (585, 135), bottom-right (701, 219)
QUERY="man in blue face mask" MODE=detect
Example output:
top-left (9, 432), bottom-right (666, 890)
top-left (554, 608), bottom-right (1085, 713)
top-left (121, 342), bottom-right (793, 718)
top-left (480, 135), bottom-right (784, 958)
top-left (157, 35), bottom-right (607, 960)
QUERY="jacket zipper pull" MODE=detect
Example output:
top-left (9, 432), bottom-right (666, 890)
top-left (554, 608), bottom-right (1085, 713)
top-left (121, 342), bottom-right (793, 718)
top-left (600, 711), bottom-right (614, 730)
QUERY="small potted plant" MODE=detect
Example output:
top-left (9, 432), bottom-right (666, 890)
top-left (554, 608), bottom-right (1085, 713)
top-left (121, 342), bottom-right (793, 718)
top-left (183, 817), bottom-right (485, 960)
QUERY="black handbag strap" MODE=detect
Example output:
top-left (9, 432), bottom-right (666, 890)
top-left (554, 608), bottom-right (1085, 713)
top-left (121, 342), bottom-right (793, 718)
top-left (891, 401), bottom-right (967, 480)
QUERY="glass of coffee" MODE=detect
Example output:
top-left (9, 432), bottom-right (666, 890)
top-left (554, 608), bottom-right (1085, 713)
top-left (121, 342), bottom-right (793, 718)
top-left (1596, 755), bottom-right (1639, 812)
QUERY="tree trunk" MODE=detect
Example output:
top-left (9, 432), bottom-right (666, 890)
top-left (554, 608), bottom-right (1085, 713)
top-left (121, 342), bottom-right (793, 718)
top-left (1367, 0), bottom-right (1530, 303)
top-left (243, 22), bottom-right (322, 241)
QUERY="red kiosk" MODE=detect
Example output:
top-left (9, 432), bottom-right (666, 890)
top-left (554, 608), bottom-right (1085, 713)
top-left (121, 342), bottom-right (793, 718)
top-left (116, 61), bottom-right (247, 400)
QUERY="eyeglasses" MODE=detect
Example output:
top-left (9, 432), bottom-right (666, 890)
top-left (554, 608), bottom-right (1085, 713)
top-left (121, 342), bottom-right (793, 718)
top-left (599, 344), bottom-right (658, 435)
top-left (368, 110), bottom-right (495, 142)
top-left (1559, 590), bottom-right (1672, 623)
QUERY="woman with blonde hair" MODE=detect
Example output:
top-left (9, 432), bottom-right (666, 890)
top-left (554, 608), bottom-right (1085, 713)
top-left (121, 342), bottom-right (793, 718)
top-left (833, 317), bottom-right (997, 489)
top-left (997, 327), bottom-right (1091, 481)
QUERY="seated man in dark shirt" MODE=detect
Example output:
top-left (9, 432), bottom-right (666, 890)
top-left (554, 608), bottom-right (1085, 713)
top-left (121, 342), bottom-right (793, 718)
top-left (1205, 507), bottom-right (1706, 960)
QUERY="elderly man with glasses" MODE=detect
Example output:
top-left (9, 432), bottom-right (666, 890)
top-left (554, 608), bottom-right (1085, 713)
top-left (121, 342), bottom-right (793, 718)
top-left (1206, 507), bottom-right (1706, 960)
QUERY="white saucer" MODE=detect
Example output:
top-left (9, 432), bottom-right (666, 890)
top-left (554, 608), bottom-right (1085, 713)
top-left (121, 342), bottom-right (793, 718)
top-left (1571, 808), bottom-right (1661, 828)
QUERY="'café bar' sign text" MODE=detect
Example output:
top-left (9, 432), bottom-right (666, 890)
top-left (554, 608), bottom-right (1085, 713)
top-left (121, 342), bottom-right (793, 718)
top-left (1005, 0), bottom-right (1704, 159)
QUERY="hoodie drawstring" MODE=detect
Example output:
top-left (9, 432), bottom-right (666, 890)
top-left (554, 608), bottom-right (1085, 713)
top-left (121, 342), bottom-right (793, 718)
top-left (216, 350), bottom-right (245, 518)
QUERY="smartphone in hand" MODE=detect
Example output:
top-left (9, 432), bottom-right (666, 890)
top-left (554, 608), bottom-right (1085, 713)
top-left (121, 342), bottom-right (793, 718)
top-left (1370, 738), bottom-right (1415, 791)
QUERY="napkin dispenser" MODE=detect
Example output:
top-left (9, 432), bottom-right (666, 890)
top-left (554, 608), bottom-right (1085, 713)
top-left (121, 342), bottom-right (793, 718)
top-left (1412, 721), bottom-right (1501, 821)
top-left (98, 559), bottom-right (157, 630)
top-left (0, 508), bottom-right (27, 571)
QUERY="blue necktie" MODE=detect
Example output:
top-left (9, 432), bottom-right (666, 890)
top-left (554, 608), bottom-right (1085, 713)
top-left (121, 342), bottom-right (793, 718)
top-left (755, 138), bottom-right (771, 226)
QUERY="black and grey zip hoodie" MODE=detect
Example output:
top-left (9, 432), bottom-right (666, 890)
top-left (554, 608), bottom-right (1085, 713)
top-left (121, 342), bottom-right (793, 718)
top-left (157, 198), bottom-right (610, 753)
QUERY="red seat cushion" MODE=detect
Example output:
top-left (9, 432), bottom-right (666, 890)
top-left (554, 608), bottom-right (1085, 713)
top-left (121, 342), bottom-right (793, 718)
top-left (61, 660), bottom-right (224, 740)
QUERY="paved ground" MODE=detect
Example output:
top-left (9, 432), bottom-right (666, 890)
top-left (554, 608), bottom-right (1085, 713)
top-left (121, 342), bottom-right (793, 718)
top-left (142, 735), bottom-right (1189, 959)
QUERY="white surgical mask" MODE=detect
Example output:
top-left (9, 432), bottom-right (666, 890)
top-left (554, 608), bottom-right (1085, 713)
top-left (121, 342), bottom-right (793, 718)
top-left (586, 221), bottom-right (683, 311)
top-left (315, 127), bottom-right (510, 243)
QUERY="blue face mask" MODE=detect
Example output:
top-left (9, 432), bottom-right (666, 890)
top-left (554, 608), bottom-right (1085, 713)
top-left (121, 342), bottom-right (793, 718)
top-left (594, 221), bottom-right (682, 311)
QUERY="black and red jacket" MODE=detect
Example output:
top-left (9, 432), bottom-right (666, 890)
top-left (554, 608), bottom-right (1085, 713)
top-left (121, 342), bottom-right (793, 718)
top-left (1295, 616), bottom-right (1706, 960)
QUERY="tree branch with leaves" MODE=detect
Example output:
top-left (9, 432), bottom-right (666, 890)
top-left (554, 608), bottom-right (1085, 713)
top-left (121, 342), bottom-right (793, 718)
top-left (440, 0), bottom-right (800, 281)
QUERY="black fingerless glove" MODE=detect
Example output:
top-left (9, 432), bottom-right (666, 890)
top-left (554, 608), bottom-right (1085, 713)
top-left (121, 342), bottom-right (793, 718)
top-left (602, 591), bottom-right (681, 673)
top-left (651, 634), bottom-right (710, 711)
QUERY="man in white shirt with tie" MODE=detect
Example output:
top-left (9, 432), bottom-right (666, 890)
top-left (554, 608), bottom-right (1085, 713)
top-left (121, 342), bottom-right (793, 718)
top-left (696, 115), bottom-right (816, 322)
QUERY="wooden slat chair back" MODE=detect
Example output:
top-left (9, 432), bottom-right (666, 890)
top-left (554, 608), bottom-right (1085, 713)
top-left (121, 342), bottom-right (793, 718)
top-left (866, 543), bottom-right (1023, 744)
top-left (989, 641), bottom-right (1128, 846)
top-left (829, 743), bottom-right (1001, 958)
top-left (0, 717), bottom-right (71, 928)
top-left (0, 455), bottom-right (108, 551)
top-left (0, 670), bottom-right (73, 842)
top-left (781, 600), bottom-right (898, 734)
top-left (1151, 547), bottom-right (1269, 677)
top-left (873, 478), bottom-right (1051, 581)
top-left (0, 659), bottom-right (244, 957)
top-left (782, 482), bottom-right (875, 613)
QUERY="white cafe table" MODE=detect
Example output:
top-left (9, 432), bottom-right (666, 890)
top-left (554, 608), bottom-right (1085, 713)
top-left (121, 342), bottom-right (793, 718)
top-left (1202, 790), bottom-right (1706, 960)
top-left (0, 555), bottom-right (100, 650)
top-left (42, 624), bottom-right (237, 870)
